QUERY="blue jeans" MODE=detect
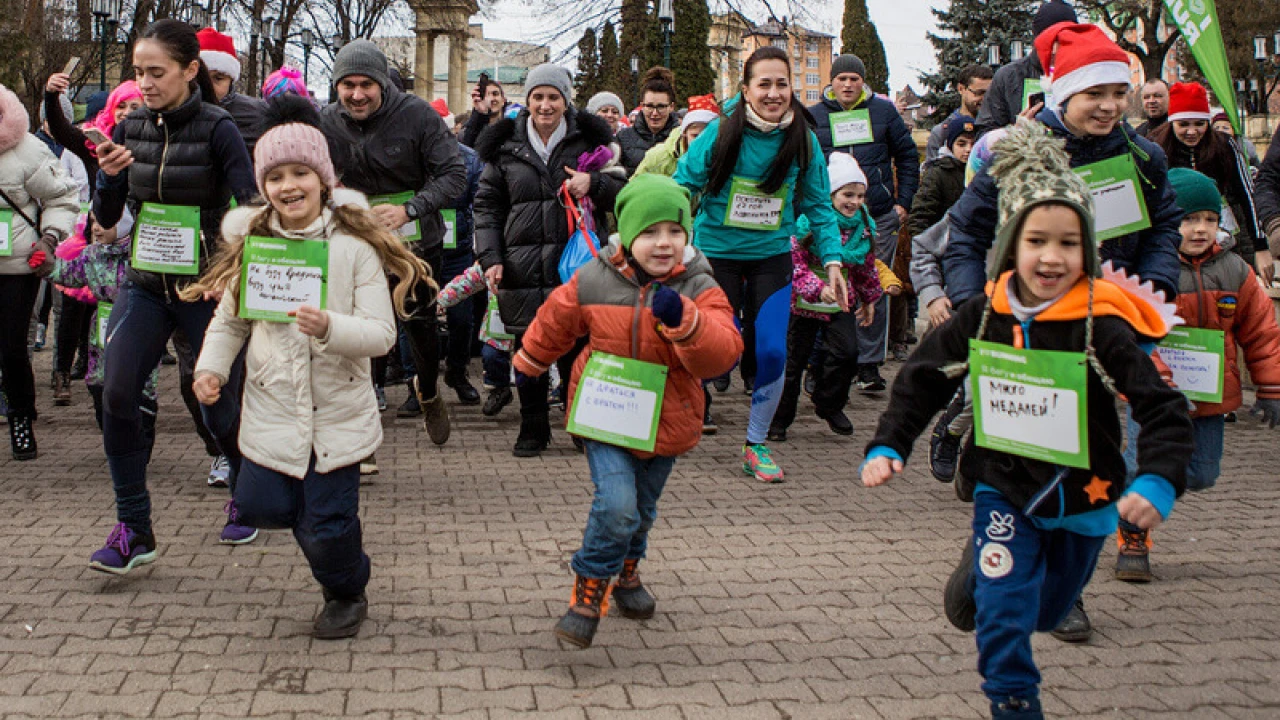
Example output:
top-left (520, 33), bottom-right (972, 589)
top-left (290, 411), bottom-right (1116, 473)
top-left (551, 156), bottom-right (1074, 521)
top-left (971, 490), bottom-right (1106, 703)
top-left (571, 441), bottom-right (676, 579)
top-left (234, 455), bottom-right (370, 598)
top-left (102, 282), bottom-right (243, 535)
top-left (482, 343), bottom-right (510, 389)
top-left (1185, 415), bottom-right (1224, 491)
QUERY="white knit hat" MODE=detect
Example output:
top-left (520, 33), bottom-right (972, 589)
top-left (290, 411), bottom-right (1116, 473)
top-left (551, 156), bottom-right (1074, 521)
top-left (828, 152), bottom-right (867, 193)
top-left (680, 109), bottom-right (716, 131)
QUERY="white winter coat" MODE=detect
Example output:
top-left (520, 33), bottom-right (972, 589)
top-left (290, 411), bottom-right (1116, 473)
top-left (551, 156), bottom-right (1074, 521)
top-left (0, 84), bottom-right (80, 275)
top-left (196, 189), bottom-right (396, 479)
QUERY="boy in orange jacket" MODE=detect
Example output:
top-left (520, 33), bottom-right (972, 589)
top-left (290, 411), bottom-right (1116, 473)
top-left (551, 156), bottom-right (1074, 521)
top-left (1117, 168), bottom-right (1280, 581)
top-left (513, 174), bottom-right (742, 648)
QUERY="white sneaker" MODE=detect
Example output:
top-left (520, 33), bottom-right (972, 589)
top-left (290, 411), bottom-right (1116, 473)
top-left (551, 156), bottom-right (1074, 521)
top-left (359, 455), bottom-right (379, 476)
top-left (207, 455), bottom-right (231, 488)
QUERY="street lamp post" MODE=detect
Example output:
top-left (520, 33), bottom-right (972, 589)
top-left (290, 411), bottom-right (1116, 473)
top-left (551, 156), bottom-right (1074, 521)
top-left (189, 4), bottom-right (210, 29)
top-left (301, 29), bottom-right (315, 89)
top-left (630, 55), bottom-right (639, 107)
top-left (986, 43), bottom-right (1001, 69)
top-left (91, 0), bottom-right (122, 92)
top-left (658, 0), bottom-right (674, 70)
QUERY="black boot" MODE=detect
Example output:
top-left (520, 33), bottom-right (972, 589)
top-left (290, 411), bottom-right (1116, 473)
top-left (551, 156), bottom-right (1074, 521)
top-left (513, 411), bottom-right (551, 458)
top-left (1050, 598), bottom-right (1092, 643)
top-left (554, 574), bottom-right (611, 648)
top-left (9, 415), bottom-right (37, 461)
top-left (445, 367), bottom-right (481, 405)
top-left (612, 558), bottom-right (656, 620)
top-left (943, 541), bottom-right (977, 631)
top-left (314, 589), bottom-right (368, 640)
top-left (482, 386), bottom-right (513, 417)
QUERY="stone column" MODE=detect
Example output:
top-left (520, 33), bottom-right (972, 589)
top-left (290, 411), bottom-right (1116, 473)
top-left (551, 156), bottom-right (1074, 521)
top-left (448, 31), bottom-right (469, 116)
top-left (414, 25), bottom-right (438, 101)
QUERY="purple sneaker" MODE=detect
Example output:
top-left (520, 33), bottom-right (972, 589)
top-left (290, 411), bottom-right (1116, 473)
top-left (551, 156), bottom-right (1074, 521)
top-left (89, 523), bottom-right (157, 575)
top-left (219, 501), bottom-right (259, 545)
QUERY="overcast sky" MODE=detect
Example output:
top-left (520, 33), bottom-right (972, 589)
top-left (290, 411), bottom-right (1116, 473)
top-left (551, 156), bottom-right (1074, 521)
top-left (474, 0), bottom-right (941, 93)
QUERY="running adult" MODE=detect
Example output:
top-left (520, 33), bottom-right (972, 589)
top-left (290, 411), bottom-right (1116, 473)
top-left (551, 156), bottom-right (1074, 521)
top-left (806, 53), bottom-right (919, 393)
top-left (198, 27), bottom-right (267, 155)
top-left (1148, 82), bottom-right (1270, 278)
top-left (319, 40), bottom-right (468, 444)
top-left (461, 75), bottom-right (523, 148)
top-left (675, 45), bottom-right (850, 483)
top-left (616, 67), bottom-right (679, 174)
top-left (974, 1), bottom-right (1078, 136)
top-left (924, 65), bottom-right (992, 164)
top-left (474, 63), bottom-right (626, 457)
top-left (0, 83), bottom-right (80, 460)
top-left (85, 19), bottom-right (258, 574)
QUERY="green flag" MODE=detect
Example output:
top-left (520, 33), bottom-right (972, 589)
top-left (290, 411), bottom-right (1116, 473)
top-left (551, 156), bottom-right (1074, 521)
top-left (1163, 0), bottom-right (1240, 134)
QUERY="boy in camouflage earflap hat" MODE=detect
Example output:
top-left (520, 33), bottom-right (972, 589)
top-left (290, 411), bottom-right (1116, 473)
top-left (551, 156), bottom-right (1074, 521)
top-left (859, 119), bottom-right (1193, 719)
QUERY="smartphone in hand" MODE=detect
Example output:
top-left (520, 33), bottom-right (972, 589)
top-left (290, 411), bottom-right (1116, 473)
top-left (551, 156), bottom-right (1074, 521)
top-left (63, 56), bottom-right (81, 76)
top-left (83, 127), bottom-right (111, 146)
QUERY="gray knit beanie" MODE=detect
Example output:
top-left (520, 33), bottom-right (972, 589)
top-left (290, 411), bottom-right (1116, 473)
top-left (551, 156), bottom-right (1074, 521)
top-left (332, 39), bottom-right (390, 91)
top-left (587, 91), bottom-right (625, 116)
top-left (830, 55), bottom-right (866, 81)
top-left (523, 63), bottom-right (573, 103)
top-left (40, 92), bottom-right (75, 126)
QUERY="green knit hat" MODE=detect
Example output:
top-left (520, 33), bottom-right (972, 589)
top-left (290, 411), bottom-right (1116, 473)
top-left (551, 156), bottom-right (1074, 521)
top-left (988, 119), bottom-right (1099, 280)
top-left (615, 174), bottom-right (693, 250)
top-left (1168, 167), bottom-right (1222, 217)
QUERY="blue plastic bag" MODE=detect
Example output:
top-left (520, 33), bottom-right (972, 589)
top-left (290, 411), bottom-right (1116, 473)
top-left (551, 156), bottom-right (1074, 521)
top-left (557, 192), bottom-right (599, 284)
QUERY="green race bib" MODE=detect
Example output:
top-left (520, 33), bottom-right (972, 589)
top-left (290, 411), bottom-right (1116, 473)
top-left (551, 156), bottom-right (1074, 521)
top-left (368, 191), bottom-right (421, 242)
top-left (724, 177), bottom-right (787, 231)
top-left (90, 301), bottom-right (113, 348)
top-left (442, 209), bottom-right (457, 250)
top-left (131, 202), bottom-right (201, 275)
top-left (1021, 78), bottom-right (1043, 111)
top-left (970, 339), bottom-right (1090, 469)
top-left (0, 209), bottom-right (12, 257)
top-left (794, 296), bottom-right (841, 314)
top-left (566, 352), bottom-right (668, 452)
top-left (238, 235), bottom-right (330, 323)
top-left (1157, 327), bottom-right (1225, 403)
top-left (480, 293), bottom-right (512, 342)
top-left (829, 108), bottom-right (873, 146)
top-left (1073, 155), bottom-right (1151, 241)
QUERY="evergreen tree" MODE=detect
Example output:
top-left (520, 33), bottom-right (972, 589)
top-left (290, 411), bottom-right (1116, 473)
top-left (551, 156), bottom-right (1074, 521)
top-left (672, 0), bottom-right (715, 98)
top-left (574, 27), bottom-right (601, 102)
top-left (599, 20), bottom-right (622, 97)
top-left (618, 0), bottom-right (652, 97)
top-left (919, 0), bottom-right (1035, 125)
top-left (840, 0), bottom-right (890, 94)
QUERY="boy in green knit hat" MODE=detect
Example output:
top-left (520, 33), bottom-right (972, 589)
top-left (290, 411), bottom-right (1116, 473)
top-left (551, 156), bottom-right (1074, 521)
top-left (514, 174), bottom-right (742, 648)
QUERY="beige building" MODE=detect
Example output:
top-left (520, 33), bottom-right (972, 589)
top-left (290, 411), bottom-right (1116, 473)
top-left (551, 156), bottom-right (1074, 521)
top-left (375, 25), bottom-right (548, 108)
top-left (709, 14), bottom-right (835, 104)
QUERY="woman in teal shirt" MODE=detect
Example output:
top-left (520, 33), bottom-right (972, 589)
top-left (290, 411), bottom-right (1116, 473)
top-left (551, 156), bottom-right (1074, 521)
top-left (674, 45), bottom-right (848, 483)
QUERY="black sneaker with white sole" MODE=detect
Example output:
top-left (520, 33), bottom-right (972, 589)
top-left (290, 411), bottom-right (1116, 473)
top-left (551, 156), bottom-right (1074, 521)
top-left (855, 365), bottom-right (886, 395)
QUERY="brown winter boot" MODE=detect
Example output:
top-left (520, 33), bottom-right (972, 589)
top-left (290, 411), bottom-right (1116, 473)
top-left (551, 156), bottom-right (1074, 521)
top-left (1115, 527), bottom-right (1153, 582)
top-left (53, 372), bottom-right (71, 406)
top-left (612, 558), bottom-right (656, 620)
top-left (553, 574), bottom-right (611, 648)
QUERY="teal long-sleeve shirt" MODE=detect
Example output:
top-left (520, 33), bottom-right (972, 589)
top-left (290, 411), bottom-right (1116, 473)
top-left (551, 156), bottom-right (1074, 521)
top-left (673, 117), bottom-right (843, 267)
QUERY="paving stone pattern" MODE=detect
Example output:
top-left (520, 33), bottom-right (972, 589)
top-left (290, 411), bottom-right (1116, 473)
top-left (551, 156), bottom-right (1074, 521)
top-left (3, 349), bottom-right (1279, 718)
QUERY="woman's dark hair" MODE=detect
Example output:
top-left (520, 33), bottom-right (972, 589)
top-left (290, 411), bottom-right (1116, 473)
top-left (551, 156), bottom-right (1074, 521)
top-left (139, 19), bottom-right (218, 105)
top-left (639, 66), bottom-right (676, 105)
top-left (1148, 121), bottom-right (1234, 183)
top-left (706, 46), bottom-right (813, 196)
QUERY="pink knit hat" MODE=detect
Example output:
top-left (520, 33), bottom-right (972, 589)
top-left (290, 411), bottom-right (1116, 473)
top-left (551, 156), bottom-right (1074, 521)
top-left (253, 122), bottom-right (337, 195)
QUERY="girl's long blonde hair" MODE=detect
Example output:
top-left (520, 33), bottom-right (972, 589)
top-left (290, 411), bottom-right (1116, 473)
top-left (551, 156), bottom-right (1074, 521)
top-left (181, 196), bottom-right (436, 318)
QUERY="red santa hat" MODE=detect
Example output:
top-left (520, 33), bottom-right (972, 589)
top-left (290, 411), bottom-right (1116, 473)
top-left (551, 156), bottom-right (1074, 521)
top-left (429, 98), bottom-right (455, 130)
top-left (1034, 22), bottom-right (1132, 109)
top-left (197, 27), bottom-right (241, 83)
top-left (1167, 82), bottom-right (1211, 123)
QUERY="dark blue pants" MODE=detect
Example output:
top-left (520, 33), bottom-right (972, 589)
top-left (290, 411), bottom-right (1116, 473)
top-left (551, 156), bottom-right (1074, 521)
top-left (102, 283), bottom-right (243, 535)
top-left (971, 490), bottom-right (1106, 703)
top-left (234, 455), bottom-right (370, 598)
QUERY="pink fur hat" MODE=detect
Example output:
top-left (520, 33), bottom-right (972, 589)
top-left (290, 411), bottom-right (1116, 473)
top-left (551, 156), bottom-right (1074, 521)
top-left (0, 83), bottom-right (31, 155)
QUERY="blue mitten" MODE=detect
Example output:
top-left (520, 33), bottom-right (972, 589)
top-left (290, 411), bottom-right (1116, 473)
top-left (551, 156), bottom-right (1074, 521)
top-left (650, 284), bottom-right (685, 327)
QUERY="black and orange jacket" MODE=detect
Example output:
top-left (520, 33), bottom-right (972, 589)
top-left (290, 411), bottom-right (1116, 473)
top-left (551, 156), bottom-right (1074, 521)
top-left (1174, 242), bottom-right (1280, 417)
top-left (868, 272), bottom-right (1193, 517)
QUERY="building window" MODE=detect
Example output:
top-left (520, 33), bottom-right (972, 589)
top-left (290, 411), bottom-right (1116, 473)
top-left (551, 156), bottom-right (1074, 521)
top-left (806, 73), bottom-right (820, 86)
top-left (806, 90), bottom-right (819, 102)
top-left (772, 38), bottom-right (787, 50)
top-left (806, 56), bottom-right (819, 69)
top-left (806, 39), bottom-right (819, 53)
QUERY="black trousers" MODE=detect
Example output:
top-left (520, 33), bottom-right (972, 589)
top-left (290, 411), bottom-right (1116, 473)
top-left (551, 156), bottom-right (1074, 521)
top-left (0, 275), bottom-right (41, 418)
top-left (773, 311), bottom-right (861, 429)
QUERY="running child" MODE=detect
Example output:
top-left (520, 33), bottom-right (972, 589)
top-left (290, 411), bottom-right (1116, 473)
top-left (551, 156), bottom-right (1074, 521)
top-left (861, 121), bottom-right (1193, 719)
top-left (188, 95), bottom-right (431, 639)
top-left (512, 174), bottom-right (741, 648)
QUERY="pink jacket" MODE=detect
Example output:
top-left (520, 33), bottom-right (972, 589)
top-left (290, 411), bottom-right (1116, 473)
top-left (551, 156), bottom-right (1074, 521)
top-left (790, 238), bottom-right (882, 321)
top-left (54, 230), bottom-right (97, 304)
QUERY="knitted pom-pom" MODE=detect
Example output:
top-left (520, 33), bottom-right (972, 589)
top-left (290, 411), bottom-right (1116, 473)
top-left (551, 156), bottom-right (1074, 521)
top-left (258, 92), bottom-right (321, 135)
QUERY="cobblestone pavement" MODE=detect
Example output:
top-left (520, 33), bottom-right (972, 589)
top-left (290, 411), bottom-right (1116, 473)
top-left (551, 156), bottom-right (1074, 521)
top-left (3, 347), bottom-right (1279, 719)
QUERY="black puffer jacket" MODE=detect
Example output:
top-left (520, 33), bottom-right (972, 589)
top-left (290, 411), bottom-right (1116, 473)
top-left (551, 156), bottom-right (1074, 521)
top-left (473, 109), bottom-right (625, 333)
top-left (219, 91), bottom-right (267, 156)
top-left (616, 114), bottom-right (678, 174)
top-left (1249, 124), bottom-right (1280, 246)
top-left (908, 154), bottom-right (966, 237)
top-left (94, 88), bottom-right (256, 295)
top-left (975, 52), bottom-right (1042, 138)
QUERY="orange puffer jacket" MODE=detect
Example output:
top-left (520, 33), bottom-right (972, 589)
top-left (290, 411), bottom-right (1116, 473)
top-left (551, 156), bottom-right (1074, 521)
top-left (1173, 243), bottom-right (1280, 417)
top-left (515, 243), bottom-right (742, 458)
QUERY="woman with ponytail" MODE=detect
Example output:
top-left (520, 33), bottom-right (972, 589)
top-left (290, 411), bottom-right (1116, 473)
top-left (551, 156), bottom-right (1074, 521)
top-left (186, 94), bottom-right (424, 639)
top-left (673, 45), bottom-right (849, 484)
top-left (84, 18), bottom-right (258, 575)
